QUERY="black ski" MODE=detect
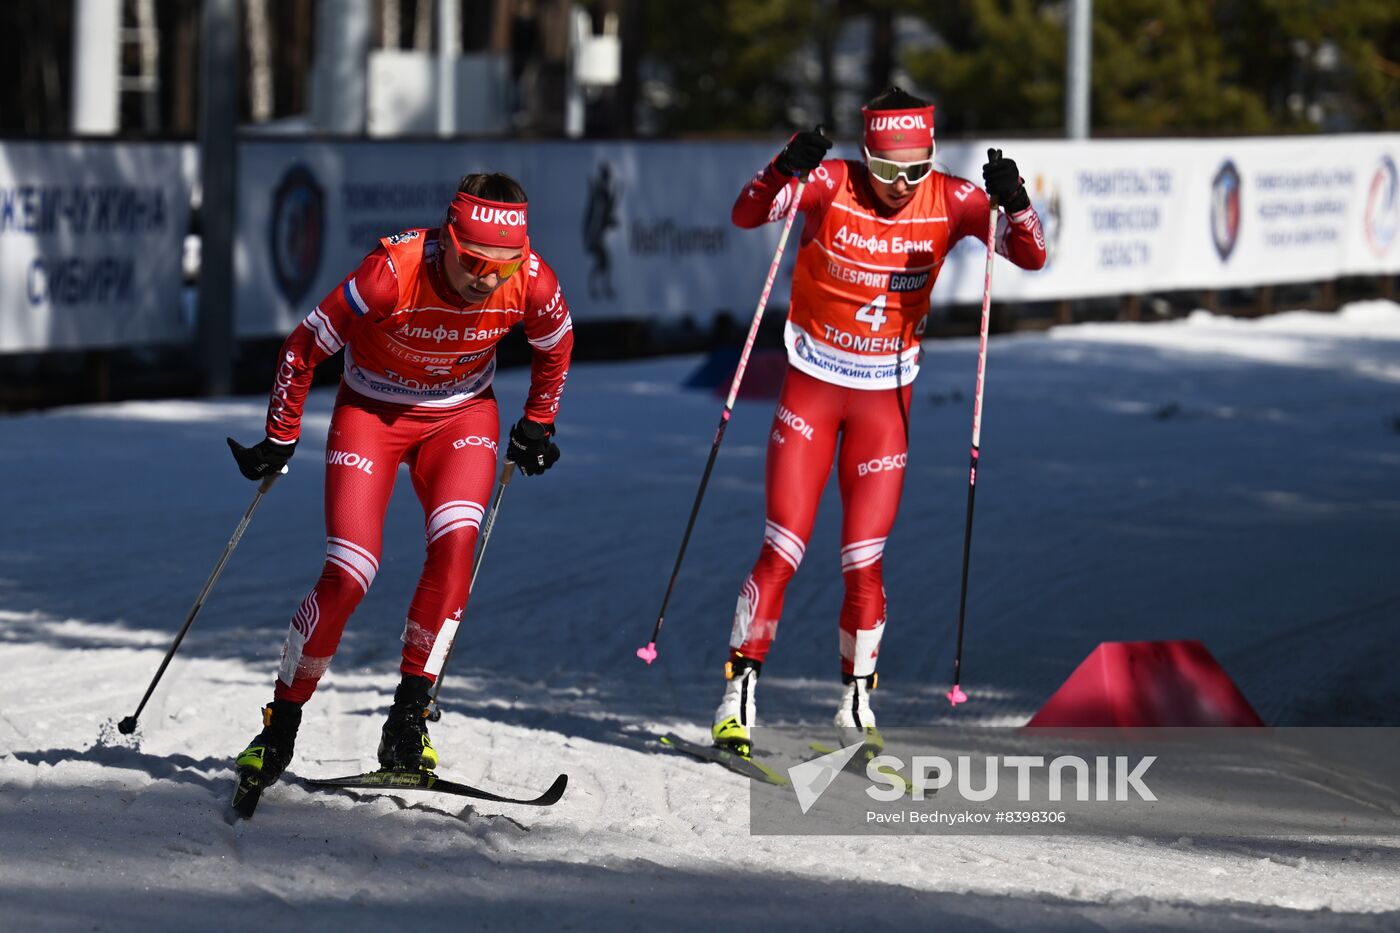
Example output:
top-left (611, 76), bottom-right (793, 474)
top-left (303, 769), bottom-right (568, 807)
top-left (658, 734), bottom-right (790, 786)
top-left (230, 767), bottom-right (267, 820)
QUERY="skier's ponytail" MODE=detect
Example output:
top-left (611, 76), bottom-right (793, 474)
top-left (457, 172), bottom-right (528, 204)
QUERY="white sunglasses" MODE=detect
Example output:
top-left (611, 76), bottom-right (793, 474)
top-left (864, 147), bottom-right (936, 185)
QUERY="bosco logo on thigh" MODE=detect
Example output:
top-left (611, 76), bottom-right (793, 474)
top-left (452, 435), bottom-right (499, 455)
top-left (857, 452), bottom-right (907, 476)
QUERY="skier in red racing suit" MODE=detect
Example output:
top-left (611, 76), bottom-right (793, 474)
top-left (230, 173), bottom-right (573, 789)
top-left (711, 87), bottom-right (1047, 757)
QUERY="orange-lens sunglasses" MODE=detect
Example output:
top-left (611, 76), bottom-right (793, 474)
top-left (444, 224), bottom-right (527, 280)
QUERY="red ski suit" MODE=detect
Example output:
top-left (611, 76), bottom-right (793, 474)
top-left (264, 229), bottom-right (572, 703)
top-left (728, 158), bottom-right (1046, 675)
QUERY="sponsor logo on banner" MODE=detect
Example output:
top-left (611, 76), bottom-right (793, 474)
top-left (583, 163), bottom-right (619, 300)
top-left (270, 164), bottom-right (325, 304)
top-left (630, 219), bottom-right (728, 257)
top-left (1364, 155), bottom-right (1398, 257)
top-left (1210, 160), bottom-right (1241, 261)
top-left (1, 172), bottom-right (184, 335)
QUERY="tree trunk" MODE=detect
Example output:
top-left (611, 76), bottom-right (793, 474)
top-left (615, 0), bottom-right (640, 136)
top-left (816, 0), bottom-right (836, 130)
top-left (414, 0), bottom-right (434, 50)
top-left (166, 0), bottom-right (199, 134)
top-left (867, 4), bottom-right (894, 101)
top-left (246, 0), bottom-right (274, 123)
top-left (383, 0), bottom-right (402, 49)
top-left (134, 0), bottom-right (161, 131)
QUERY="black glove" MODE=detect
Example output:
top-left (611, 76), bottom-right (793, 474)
top-left (982, 148), bottom-right (1031, 213)
top-left (506, 418), bottom-right (559, 476)
top-left (227, 436), bottom-right (297, 481)
top-left (775, 127), bottom-right (832, 178)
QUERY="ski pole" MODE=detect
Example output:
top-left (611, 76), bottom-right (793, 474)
top-left (948, 197), bottom-right (1000, 707)
top-left (117, 470), bottom-right (284, 734)
top-left (637, 174), bottom-right (808, 665)
top-left (427, 459), bottom-right (514, 721)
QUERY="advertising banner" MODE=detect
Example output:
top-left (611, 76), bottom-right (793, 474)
top-left (0, 142), bottom-right (196, 353)
top-left (5, 135), bottom-right (1389, 353)
top-left (936, 140), bottom-right (1191, 303)
top-left (236, 139), bottom-right (792, 337)
top-left (937, 135), bottom-right (1400, 303)
top-left (236, 134), bottom-right (1400, 338)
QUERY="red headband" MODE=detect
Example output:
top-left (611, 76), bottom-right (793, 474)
top-left (862, 105), bottom-right (935, 153)
top-left (446, 192), bottom-right (528, 249)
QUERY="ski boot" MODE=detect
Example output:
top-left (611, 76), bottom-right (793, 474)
top-left (378, 675), bottom-right (439, 772)
top-left (832, 673), bottom-right (915, 794)
top-left (232, 699), bottom-right (303, 818)
top-left (711, 657), bottom-right (761, 758)
top-left (834, 672), bottom-right (884, 760)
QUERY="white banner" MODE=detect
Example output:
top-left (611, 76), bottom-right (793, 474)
top-left (235, 135), bottom-right (1400, 339)
top-left (0, 142), bottom-right (197, 352)
top-left (236, 140), bottom-right (793, 337)
top-left (935, 135), bottom-right (1400, 303)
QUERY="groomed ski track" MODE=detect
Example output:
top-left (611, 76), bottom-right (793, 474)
top-left (3, 303), bottom-right (1399, 930)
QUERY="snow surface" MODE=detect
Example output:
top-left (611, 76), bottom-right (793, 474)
top-left (3, 302), bottom-right (1399, 931)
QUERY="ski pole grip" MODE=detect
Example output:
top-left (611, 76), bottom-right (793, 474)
top-left (257, 466), bottom-right (287, 494)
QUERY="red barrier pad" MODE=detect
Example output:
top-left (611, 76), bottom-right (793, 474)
top-left (1027, 640), bottom-right (1265, 727)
